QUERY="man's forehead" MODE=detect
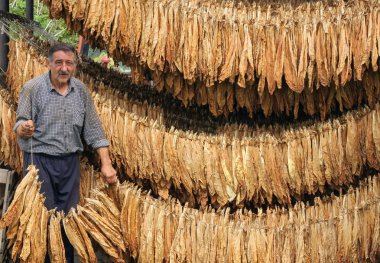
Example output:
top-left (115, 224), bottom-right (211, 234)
top-left (51, 51), bottom-right (76, 60)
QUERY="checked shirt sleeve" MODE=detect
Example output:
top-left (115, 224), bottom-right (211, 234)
top-left (13, 85), bottom-right (35, 133)
top-left (82, 88), bottom-right (110, 149)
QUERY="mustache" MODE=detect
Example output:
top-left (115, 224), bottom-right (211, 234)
top-left (58, 71), bottom-right (69, 75)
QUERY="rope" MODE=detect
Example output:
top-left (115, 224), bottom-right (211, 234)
top-left (30, 137), bottom-right (33, 165)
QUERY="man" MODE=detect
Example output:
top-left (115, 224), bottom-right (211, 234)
top-left (13, 43), bottom-right (117, 262)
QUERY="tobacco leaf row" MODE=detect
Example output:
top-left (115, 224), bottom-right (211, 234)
top-left (44, 0), bottom-right (380, 118)
top-left (1, 162), bottom-right (379, 262)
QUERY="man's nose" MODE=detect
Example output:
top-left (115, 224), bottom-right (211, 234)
top-left (61, 63), bottom-right (68, 71)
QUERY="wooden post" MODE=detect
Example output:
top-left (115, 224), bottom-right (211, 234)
top-left (0, 0), bottom-right (9, 73)
top-left (26, 0), bottom-right (34, 21)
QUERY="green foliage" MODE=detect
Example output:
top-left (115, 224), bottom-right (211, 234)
top-left (8, 0), bottom-right (130, 73)
top-left (10, 0), bottom-right (78, 46)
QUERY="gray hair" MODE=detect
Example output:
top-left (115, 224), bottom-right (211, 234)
top-left (48, 43), bottom-right (78, 64)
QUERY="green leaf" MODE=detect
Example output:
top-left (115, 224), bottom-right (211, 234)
top-left (10, 0), bottom-right (78, 46)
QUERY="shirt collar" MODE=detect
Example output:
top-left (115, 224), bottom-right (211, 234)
top-left (46, 71), bottom-right (75, 93)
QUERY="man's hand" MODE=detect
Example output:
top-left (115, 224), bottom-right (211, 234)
top-left (97, 147), bottom-right (118, 184)
top-left (101, 163), bottom-right (117, 184)
top-left (16, 120), bottom-right (35, 139)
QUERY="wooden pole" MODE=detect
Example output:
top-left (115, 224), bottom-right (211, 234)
top-left (26, 0), bottom-right (34, 21)
top-left (0, 1), bottom-right (9, 73)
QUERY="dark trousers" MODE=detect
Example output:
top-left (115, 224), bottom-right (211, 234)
top-left (23, 152), bottom-right (80, 263)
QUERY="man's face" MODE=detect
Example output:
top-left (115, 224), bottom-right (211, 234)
top-left (48, 51), bottom-right (76, 87)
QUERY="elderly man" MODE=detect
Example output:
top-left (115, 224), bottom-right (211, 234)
top-left (14, 43), bottom-right (117, 262)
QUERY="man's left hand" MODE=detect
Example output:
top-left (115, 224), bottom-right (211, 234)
top-left (101, 163), bottom-right (118, 184)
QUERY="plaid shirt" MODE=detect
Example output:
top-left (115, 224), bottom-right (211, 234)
top-left (13, 72), bottom-right (109, 156)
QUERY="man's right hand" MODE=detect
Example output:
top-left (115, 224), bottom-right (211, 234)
top-left (17, 120), bottom-right (35, 139)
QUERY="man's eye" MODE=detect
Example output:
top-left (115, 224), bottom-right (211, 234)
top-left (55, 61), bottom-right (62, 65)
top-left (66, 61), bottom-right (74, 66)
